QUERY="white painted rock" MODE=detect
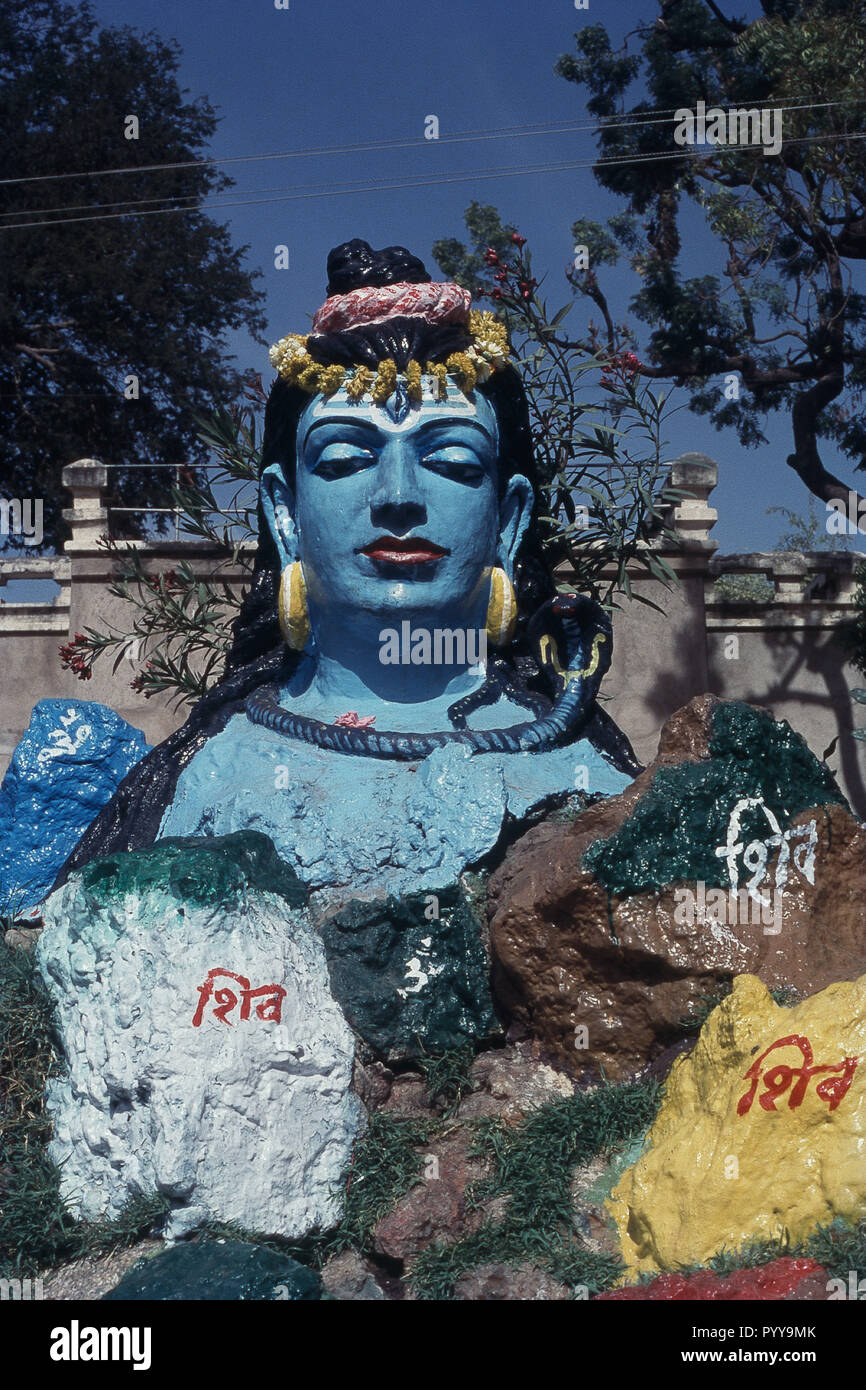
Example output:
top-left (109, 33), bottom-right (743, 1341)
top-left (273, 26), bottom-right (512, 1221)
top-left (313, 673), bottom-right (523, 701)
top-left (36, 833), bottom-right (362, 1238)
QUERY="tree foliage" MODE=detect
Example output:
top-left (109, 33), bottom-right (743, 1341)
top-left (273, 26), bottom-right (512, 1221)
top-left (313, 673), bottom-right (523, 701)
top-left (434, 204), bottom-right (688, 608)
top-left (555, 0), bottom-right (866, 510)
top-left (60, 390), bottom-right (263, 705)
top-left (0, 0), bottom-right (265, 550)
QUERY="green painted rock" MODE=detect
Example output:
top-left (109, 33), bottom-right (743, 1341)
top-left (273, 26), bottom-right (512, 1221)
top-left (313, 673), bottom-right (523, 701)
top-left (320, 883), bottom-right (499, 1061)
top-left (103, 1241), bottom-right (320, 1301)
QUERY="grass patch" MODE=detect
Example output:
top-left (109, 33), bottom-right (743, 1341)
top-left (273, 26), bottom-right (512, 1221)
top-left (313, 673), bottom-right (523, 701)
top-left (705, 1219), bottom-right (866, 1282)
top-left (328, 1112), bottom-right (434, 1257)
top-left (0, 937), bottom-right (75, 1272)
top-left (627, 1218), bottom-right (866, 1292)
top-left (417, 1044), bottom-right (475, 1116)
top-left (190, 1218), bottom-right (337, 1273)
top-left (409, 1076), bottom-right (661, 1299)
top-left (409, 1220), bottom-right (622, 1299)
top-left (676, 981), bottom-right (734, 1034)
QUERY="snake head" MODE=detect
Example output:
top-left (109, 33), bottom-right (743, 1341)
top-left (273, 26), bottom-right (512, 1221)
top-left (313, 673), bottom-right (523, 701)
top-left (528, 593), bottom-right (612, 704)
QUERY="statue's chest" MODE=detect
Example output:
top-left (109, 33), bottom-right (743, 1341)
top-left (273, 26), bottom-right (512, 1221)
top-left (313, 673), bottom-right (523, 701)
top-left (158, 712), bottom-right (628, 905)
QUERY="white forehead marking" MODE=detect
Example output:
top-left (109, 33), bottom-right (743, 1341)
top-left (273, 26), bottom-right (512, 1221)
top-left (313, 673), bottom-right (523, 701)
top-left (304, 377), bottom-right (486, 436)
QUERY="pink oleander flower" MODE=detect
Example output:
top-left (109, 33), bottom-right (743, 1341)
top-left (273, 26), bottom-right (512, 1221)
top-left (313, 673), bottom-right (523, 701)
top-left (333, 711), bottom-right (376, 728)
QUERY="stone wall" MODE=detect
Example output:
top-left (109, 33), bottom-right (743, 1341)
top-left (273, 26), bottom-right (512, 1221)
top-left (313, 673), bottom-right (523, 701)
top-left (3, 456), bottom-right (866, 815)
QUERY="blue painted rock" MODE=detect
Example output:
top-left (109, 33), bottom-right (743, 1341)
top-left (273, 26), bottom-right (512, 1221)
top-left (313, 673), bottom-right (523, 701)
top-left (0, 699), bottom-right (149, 916)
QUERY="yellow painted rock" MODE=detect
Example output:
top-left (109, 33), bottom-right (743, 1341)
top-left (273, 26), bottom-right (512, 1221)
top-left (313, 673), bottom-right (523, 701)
top-left (608, 972), bottom-right (866, 1275)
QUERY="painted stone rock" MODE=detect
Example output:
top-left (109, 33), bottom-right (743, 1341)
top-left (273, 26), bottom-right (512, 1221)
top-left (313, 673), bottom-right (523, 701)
top-left (594, 1257), bottom-right (829, 1301)
top-left (103, 1240), bottom-right (320, 1301)
top-left (488, 695), bottom-right (866, 1078)
top-left (37, 832), bottom-right (362, 1239)
top-left (319, 884), bottom-right (498, 1060)
top-left (0, 699), bottom-right (149, 917)
top-left (607, 971), bottom-right (866, 1275)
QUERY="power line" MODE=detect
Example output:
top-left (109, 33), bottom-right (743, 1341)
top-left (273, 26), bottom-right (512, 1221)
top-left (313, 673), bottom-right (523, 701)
top-left (0, 130), bottom-right (863, 234)
top-left (0, 98), bottom-right (860, 191)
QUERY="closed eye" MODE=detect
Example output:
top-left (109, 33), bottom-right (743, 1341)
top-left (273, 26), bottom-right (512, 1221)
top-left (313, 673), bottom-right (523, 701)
top-left (312, 444), bottom-right (376, 480)
top-left (421, 449), bottom-right (486, 485)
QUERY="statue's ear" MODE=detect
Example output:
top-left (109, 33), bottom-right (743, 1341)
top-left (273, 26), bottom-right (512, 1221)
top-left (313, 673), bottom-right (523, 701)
top-left (260, 463), bottom-right (299, 569)
top-left (497, 473), bottom-right (533, 575)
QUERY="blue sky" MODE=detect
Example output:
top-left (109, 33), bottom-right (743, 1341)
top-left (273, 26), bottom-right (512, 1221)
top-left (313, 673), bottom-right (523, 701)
top-left (84, 0), bottom-right (864, 553)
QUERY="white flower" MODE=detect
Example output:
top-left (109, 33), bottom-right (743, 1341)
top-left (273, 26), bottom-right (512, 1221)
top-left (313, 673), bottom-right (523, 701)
top-left (465, 346), bottom-right (494, 383)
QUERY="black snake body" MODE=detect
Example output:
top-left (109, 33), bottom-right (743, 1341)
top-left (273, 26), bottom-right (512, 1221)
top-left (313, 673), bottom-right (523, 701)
top-left (245, 594), bottom-right (611, 760)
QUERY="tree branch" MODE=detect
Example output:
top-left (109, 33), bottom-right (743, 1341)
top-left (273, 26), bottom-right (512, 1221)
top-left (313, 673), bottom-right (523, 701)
top-left (700, 0), bottom-right (748, 33)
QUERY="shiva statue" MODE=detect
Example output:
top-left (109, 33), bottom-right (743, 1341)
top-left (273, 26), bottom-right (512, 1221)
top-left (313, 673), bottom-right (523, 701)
top-left (55, 241), bottom-right (639, 908)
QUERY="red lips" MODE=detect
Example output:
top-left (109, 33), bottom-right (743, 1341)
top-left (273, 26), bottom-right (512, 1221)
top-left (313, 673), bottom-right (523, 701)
top-left (360, 537), bottom-right (448, 565)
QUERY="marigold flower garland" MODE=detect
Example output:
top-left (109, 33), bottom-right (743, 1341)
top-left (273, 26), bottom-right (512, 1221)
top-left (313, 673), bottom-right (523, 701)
top-left (268, 309), bottom-right (510, 404)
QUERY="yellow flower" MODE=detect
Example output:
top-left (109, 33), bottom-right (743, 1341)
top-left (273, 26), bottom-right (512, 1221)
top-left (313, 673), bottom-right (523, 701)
top-left (445, 351), bottom-right (477, 394)
top-left (346, 365), bottom-right (374, 401)
top-left (297, 363), bottom-right (322, 392)
top-left (372, 358), bottom-right (398, 404)
top-left (405, 359), bottom-right (423, 402)
top-left (319, 364), bottom-right (346, 396)
top-left (466, 312), bottom-right (510, 376)
top-left (424, 362), bottom-right (448, 400)
top-left (469, 311), bottom-right (509, 352)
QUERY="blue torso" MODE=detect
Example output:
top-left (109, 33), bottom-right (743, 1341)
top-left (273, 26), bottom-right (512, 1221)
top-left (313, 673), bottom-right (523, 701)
top-left (159, 705), bottom-right (630, 907)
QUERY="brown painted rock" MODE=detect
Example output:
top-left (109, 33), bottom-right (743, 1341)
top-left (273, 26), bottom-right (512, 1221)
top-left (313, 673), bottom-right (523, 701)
top-left (452, 1263), bottom-right (571, 1301)
top-left (352, 1058), bottom-right (393, 1112)
top-left (371, 1130), bottom-right (487, 1264)
top-left (456, 1044), bottom-right (575, 1122)
top-left (489, 695), bottom-right (866, 1080)
top-left (380, 1073), bottom-right (433, 1117)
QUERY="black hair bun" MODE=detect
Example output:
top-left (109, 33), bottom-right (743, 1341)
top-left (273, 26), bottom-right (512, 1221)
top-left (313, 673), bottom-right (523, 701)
top-left (326, 239), bottom-right (431, 296)
top-left (307, 316), bottom-right (470, 373)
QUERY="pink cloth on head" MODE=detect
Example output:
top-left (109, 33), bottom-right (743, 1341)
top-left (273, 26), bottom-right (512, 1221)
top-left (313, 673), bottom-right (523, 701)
top-left (311, 282), bottom-right (471, 336)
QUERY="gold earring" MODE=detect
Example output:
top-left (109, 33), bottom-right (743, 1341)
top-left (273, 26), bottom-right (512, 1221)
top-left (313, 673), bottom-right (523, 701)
top-left (278, 561), bottom-right (310, 651)
top-left (485, 566), bottom-right (517, 647)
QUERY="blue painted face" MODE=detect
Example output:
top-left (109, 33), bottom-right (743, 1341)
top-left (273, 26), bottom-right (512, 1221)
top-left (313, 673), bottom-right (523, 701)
top-left (261, 382), bottom-right (533, 643)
